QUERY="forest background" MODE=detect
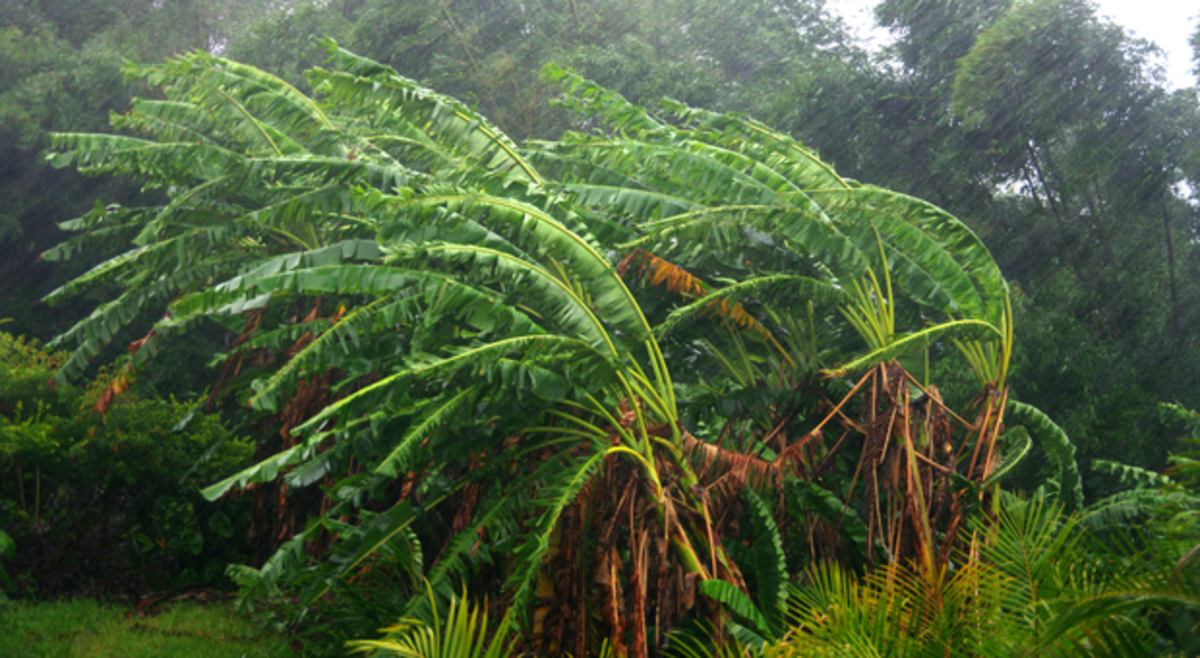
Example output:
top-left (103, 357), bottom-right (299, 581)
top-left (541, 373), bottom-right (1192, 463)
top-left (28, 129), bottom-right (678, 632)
top-left (3, 0), bottom-right (1200, 653)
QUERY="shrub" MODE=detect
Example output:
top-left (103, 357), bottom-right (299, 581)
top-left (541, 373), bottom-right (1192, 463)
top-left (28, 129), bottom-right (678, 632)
top-left (0, 330), bottom-right (253, 598)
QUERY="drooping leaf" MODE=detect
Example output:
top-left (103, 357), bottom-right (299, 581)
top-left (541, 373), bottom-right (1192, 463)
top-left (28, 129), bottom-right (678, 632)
top-left (1007, 401), bottom-right (1084, 512)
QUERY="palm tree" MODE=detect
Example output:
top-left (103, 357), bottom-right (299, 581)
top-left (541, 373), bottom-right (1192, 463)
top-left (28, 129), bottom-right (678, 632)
top-left (776, 494), bottom-right (1200, 657)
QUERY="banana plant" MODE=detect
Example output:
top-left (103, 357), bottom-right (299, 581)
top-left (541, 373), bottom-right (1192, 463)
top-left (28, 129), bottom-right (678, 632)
top-left (535, 66), bottom-right (1011, 377)
top-left (44, 43), bottom-right (1041, 654)
top-left (44, 43), bottom-right (751, 653)
top-left (535, 65), bottom-right (1023, 573)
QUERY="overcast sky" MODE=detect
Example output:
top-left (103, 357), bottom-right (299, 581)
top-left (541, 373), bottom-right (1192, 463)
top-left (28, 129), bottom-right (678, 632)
top-left (831, 0), bottom-right (1199, 90)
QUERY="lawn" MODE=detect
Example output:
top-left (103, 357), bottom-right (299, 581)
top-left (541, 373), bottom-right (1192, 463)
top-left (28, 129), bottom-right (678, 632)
top-left (0, 598), bottom-right (292, 657)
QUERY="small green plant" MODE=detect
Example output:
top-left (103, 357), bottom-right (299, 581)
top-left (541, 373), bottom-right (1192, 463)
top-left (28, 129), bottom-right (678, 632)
top-left (348, 586), bottom-right (513, 658)
top-left (753, 493), bottom-right (1200, 656)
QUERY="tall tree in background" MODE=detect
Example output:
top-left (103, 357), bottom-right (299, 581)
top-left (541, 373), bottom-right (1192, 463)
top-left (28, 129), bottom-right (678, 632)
top-left (225, 0), bottom-right (862, 141)
top-left (771, 0), bottom-right (1200, 492)
top-left (841, 0), bottom-right (1012, 208)
top-left (948, 0), bottom-right (1200, 488)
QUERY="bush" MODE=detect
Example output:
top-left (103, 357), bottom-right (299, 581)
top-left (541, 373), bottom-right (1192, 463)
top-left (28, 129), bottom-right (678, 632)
top-left (0, 330), bottom-right (254, 598)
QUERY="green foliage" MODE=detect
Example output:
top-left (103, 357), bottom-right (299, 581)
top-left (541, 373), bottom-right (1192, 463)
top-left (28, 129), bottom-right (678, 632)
top-left (224, 0), bottom-right (862, 146)
top-left (985, 426), bottom-right (1033, 488)
top-left (3, 0), bottom-right (1198, 651)
top-left (1161, 401), bottom-right (1200, 435)
top-left (697, 579), bottom-right (773, 646)
top-left (20, 1), bottom-right (1200, 653)
top-left (827, 0), bottom-right (1200, 492)
top-left (0, 331), bottom-right (252, 597)
top-left (1193, 22), bottom-right (1200, 81)
top-left (536, 63), bottom-right (1013, 387)
top-left (37, 39), bottom-right (1027, 648)
top-left (740, 488), bottom-right (788, 634)
top-left (1008, 399), bottom-right (1084, 511)
top-left (778, 494), bottom-right (1200, 656)
top-left (1092, 459), bottom-right (1174, 490)
top-left (953, 0), bottom-right (1138, 137)
top-left (0, 528), bottom-right (13, 601)
top-left (0, 0), bottom-right (285, 342)
top-left (958, 2), bottom-right (1200, 481)
top-left (348, 586), bottom-right (513, 658)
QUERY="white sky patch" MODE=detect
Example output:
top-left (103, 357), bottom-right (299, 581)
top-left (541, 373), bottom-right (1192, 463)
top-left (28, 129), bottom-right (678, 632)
top-left (829, 0), bottom-right (1198, 90)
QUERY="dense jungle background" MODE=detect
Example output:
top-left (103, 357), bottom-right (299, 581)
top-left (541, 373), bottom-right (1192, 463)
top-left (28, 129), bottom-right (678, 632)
top-left (3, 0), bottom-right (1200, 655)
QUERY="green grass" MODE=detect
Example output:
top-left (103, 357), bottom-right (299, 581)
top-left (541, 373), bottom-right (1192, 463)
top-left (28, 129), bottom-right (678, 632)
top-left (0, 598), bottom-right (293, 657)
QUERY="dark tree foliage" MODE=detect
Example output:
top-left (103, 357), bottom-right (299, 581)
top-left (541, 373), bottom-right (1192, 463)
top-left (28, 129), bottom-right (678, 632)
top-left (0, 0), bottom-right (278, 342)
top-left (224, 0), bottom-right (862, 141)
top-left (0, 332), bottom-right (253, 598)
